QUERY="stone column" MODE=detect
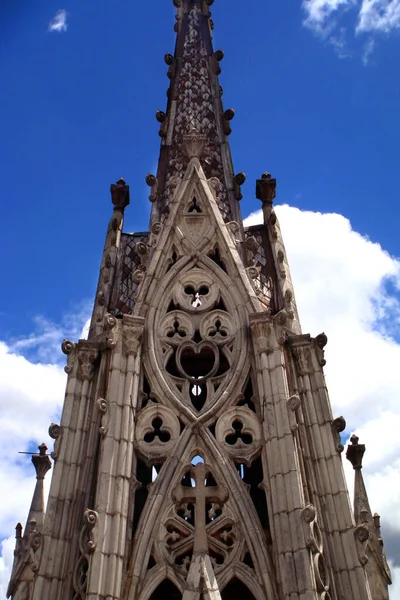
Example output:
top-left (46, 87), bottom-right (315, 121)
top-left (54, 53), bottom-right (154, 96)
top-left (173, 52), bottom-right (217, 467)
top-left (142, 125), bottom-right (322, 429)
top-left (249, 312), bottom-right (318, 600)
top-left (86, 315), bottom-right (144, 600)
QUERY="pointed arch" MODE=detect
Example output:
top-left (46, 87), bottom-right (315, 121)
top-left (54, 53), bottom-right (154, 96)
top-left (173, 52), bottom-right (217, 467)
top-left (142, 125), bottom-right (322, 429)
top-left (148, 579), bottom-right (182, 600)
top-left (221, 578), bottom-right (256, 600)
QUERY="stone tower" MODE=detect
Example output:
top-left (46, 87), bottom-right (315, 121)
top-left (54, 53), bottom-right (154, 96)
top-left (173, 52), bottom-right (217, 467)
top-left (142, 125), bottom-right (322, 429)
top-left (8, 1), bottom-right (392, 599)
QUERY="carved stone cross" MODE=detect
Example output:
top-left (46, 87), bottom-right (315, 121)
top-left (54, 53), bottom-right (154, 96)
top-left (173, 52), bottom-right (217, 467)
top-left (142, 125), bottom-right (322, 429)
top-left (172, 463), bottom-right (228, 553)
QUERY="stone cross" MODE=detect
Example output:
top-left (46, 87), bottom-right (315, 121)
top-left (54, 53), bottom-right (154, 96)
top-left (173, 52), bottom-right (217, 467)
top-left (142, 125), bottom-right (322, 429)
top-left (172, 463), bottom-right (228, 553)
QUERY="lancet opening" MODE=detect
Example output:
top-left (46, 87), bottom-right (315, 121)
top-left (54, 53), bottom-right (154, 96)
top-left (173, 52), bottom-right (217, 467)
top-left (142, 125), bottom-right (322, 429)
top-left (221, 578), bottom-right (257, 600)
top-left (148, 579), bottom-right (181, 600)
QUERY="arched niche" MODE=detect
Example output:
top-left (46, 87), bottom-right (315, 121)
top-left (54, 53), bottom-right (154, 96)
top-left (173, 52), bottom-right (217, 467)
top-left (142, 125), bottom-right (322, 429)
top-left (148, 579), bottom-right (182, 600)
top-left (221, 578), bottom-right (257, 600)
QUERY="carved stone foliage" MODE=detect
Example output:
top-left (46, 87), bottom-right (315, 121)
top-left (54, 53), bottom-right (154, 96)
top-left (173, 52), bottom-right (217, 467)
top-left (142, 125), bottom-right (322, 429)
top-left (215, 406), bottom-right (262, 466)
top-left (135, 404), bottom-right (180, 463)
top-left (77, 342), bottom-right (99, 382)
top-left (72, 509), bottom-right (98, 600)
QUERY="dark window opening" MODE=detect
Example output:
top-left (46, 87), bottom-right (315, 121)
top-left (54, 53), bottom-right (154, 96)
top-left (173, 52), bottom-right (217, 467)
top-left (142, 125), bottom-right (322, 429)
top-left (222, 578), bottom-right (256, 600)
top-left (188, 197), bottom-right (202, 213)
top-left (208, 247), bottom-right (227, 272)
top-left (189, 382), bottom-right (207, 411)
top-left (144, 417), bottom-right (171, 443)
top-left (226, 420), bottom-right (253, 446)
top-left (181, 347), bottom-right (215, 378)
top-left (147, 555), bottom-right (156, 569)
top-left (149, 579), bottom-right (182, 600)
top-left (242, 457), bottom-right (269, 530)
top-left (243, 552), bottom-right (255, 569)
top-left (132, 459), bottom-right (152, 536)
top-left (237, 378), bottom-right (256, 412)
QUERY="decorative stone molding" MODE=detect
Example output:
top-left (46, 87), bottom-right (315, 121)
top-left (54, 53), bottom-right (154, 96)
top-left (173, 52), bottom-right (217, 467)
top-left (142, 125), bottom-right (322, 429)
top-left (48, 423), bottom-right (62, 461)
top-left (233, 172), bottom-right (246, 201)
top-left (332, 416), bottom-right (346, 453)
top-left (315, 332), bottom-right (328, 367)
top-left (182, 128), bottom-right (207, 159)
top-left (287, 395), bottom-right (301, 432)
top-left (302, 504), bottom-right (331, 595)
top-left (249, 312), bottom-right (273, 355)
top-left (215, 406), bottom-right (262, 465)
top-left (122, 315), bottom-right (145, 357)
top-left (77, 342), bottom-right (99, 381)
top-left (62, 339), bottom-right (76, 375)
top-left (354, 524), bottom-right (370, 566)
top-left (146, 173), bottom-right (159, 202)
top-left (164, 52), bottom-right (176, 79)
top-left (72, 509), bottom-right (98, 600)
top-left (96, 398), bottom-right (109, 437)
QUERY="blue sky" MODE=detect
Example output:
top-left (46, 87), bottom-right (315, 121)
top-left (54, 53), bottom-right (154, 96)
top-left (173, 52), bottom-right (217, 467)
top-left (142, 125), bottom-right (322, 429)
top-left (1, 0), bottom-right (400, 596)
top-left (1, 0), bottom-right (400, 339)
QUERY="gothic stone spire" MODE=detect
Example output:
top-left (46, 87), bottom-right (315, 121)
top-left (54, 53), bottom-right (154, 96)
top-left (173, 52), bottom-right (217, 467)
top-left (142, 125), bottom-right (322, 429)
top-left (149, 0), bottom-right (241, 225)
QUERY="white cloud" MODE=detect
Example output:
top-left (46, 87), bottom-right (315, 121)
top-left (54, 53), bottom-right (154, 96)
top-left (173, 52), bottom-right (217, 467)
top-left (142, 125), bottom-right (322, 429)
top-left (302, 0), bottom-right (354, 32)
top-left (302, 0), bottom-right (400, 61)
top-left (245, 205), bottom-right (400, 593)
top-left (48, 9), bottom-right (68, 33)
top-left (0, 307), bottom-right (90, 598)
top-left (357, 0), bottom-right (400, 32)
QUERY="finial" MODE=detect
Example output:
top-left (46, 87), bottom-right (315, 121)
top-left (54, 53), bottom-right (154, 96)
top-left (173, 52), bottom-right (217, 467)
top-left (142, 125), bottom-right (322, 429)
top-left (256, 172), bottom-right (277, 206)
top-left (346, 434), bottom-right (366, 470)
top-left (110, 178), bottom-right (130, 211)
top-left (32, 444), bottom-right (52, 480)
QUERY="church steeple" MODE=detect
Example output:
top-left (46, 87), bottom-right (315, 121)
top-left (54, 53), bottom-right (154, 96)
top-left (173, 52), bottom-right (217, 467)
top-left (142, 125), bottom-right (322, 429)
top-left (148, 0), bottom-right (242, 226)
top-left (8, 2), bottom-right (391, 600)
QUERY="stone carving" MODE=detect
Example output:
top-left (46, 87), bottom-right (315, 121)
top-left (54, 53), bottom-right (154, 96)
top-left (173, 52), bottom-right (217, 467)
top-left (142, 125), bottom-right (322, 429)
top-left (135, 404), bottom-right (180, 463)
top-left (77, 342), bottom-right (99, 381)
top-left (332, 416), bottom-right (346, 453)
top-left (233, 172), bottom-right (246, 201)
top-left (96, 398), bottom-right (109, 437)
top-left (62, 339), bottom-right (76, 375)
top-left (249, 312), bottom-right (273, 355)
top-left (182, 128), bottom-right (208, 159)
top-left (48, 423), bottom-right (62, 461)
top-left (164, 52), bottom-right (176, 79)
top-left (72, 509), bottom-right (98, 600)
top-left (354, 524), bottom-right (370, 566)
top-left (302, 504), bottom-right (331, 596)
top-left (122, 316), bottom-right (145, 357)
top-left (173, 268), bottom-right (219, 313)
top-left (256, 172), bottom-right (276, 209)
top-left (315, 333), bottom-right (328, 367)
top-left (146, 173), bottom-right (159, 202)
top-left (110, 177), bottom-right (130, 212)
top-left (216, 406), bottom-right (262, 465)
top-left (223, 108), bottom-right (235, 135)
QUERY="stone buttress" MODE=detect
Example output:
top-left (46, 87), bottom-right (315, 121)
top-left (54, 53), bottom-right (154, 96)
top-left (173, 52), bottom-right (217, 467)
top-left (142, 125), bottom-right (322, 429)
top-left (8, 1), bottom-right (391, 599)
